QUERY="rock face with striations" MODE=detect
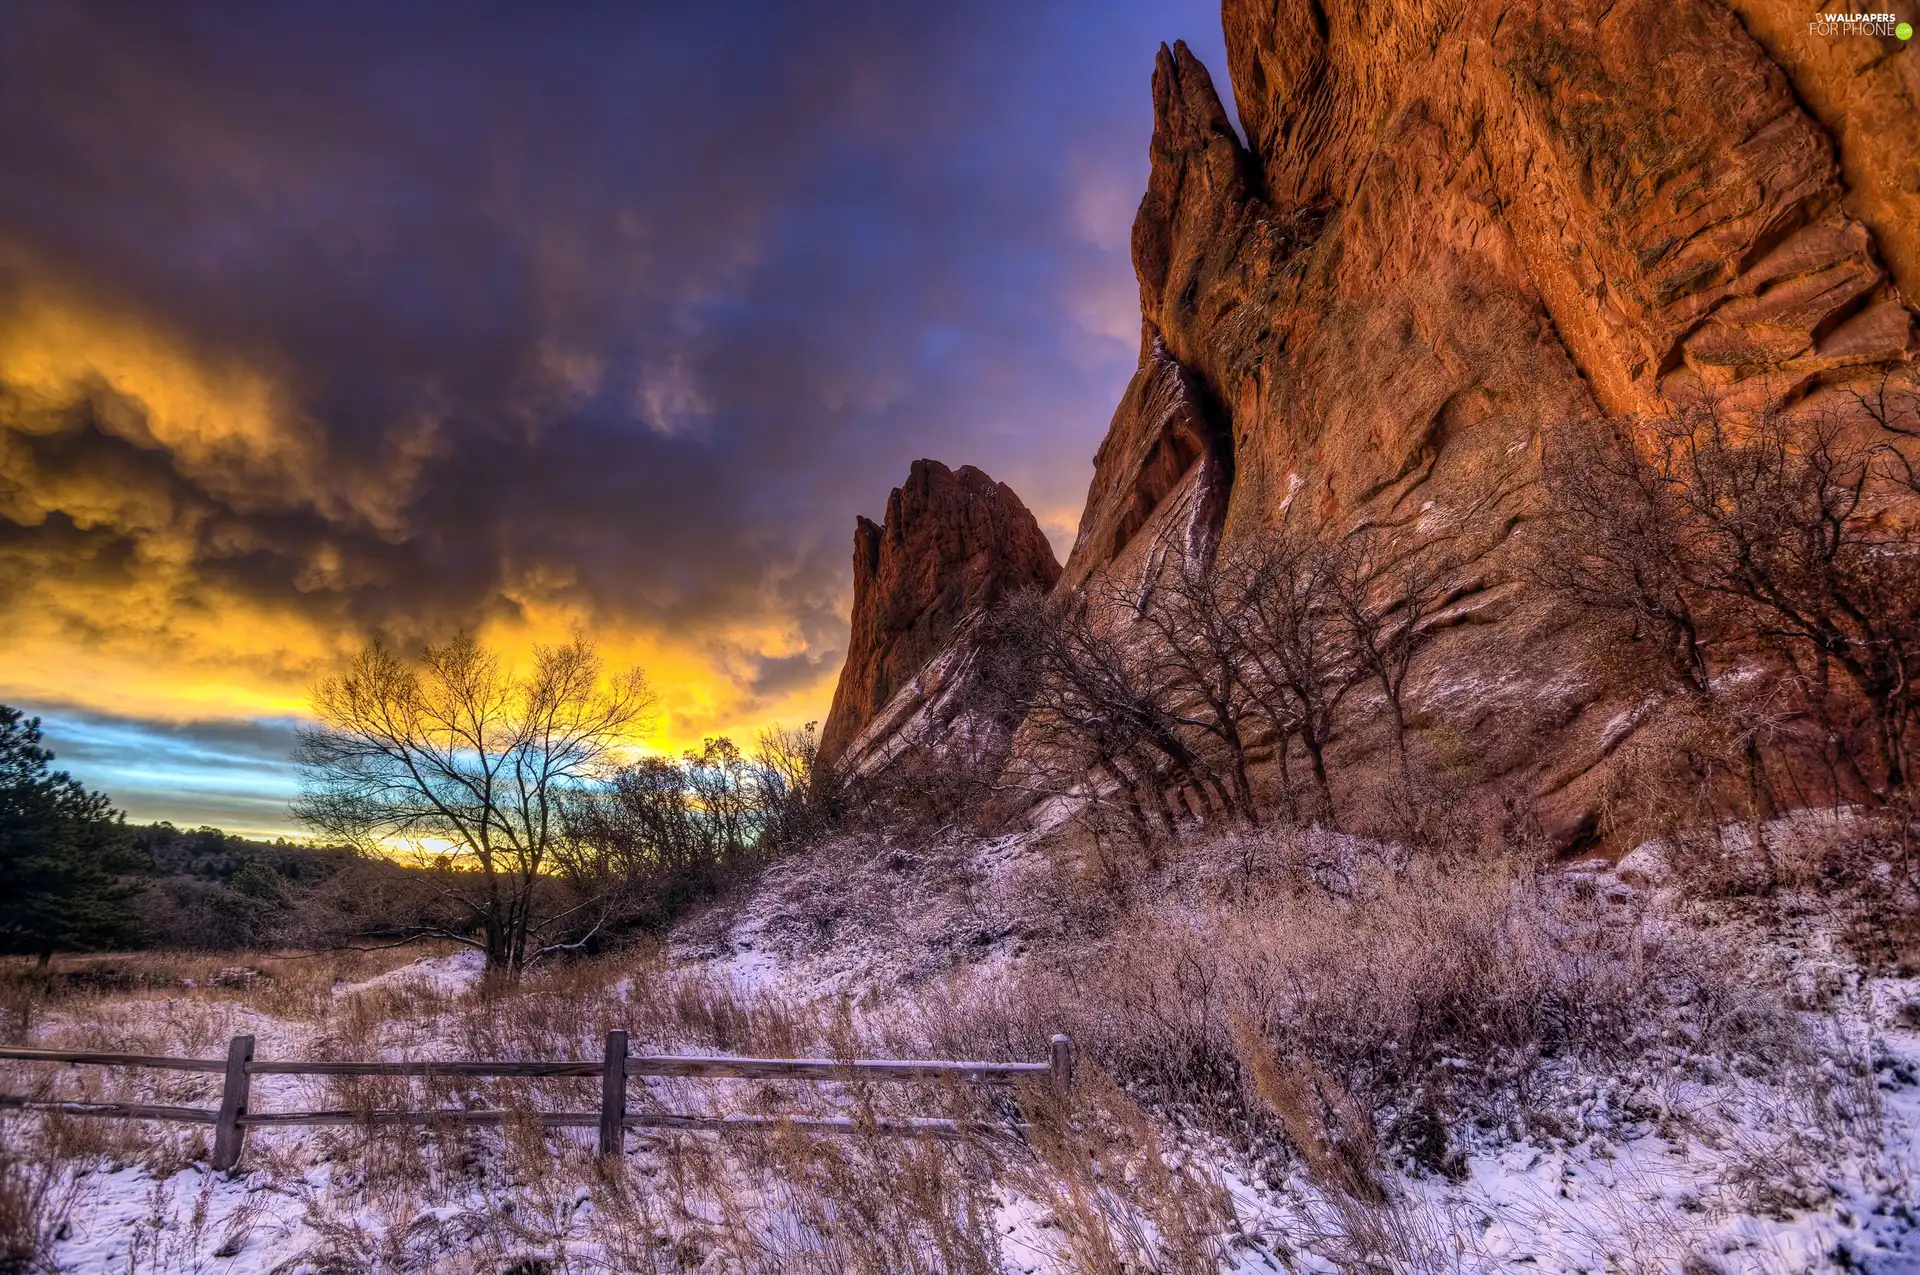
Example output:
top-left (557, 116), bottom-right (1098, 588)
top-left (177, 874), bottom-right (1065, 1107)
top-left (1060, 1), bottom-right (1917, 838)
top-left (818, 460), bottom-right (1061, 773)
top-left (829, 0), bottom-right (1918, 836)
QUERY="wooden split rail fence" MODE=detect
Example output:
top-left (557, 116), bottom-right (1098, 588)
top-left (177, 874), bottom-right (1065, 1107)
top-left (0, 1033), bottom-right (1075, 1171)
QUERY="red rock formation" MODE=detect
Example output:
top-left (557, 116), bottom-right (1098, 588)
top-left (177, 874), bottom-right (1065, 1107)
top-left (828, 2), bottom-right (1918, 838)
top-left (818, 460), bottom-right (1061, 772)
top-left (1059, 334), bottom-right (1234, 591)
top-left (1069, 4), bottom-right (1918, 835)
top-left (1639, 0), bottom-right (1920, 308)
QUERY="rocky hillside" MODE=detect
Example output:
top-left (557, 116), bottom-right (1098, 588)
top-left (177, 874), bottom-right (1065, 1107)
top-left (827, 0), bottom-right (1919, 838)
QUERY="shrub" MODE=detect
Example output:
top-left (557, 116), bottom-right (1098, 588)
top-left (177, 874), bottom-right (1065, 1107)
top-left (912, 837), bottom-right (1795, 1169)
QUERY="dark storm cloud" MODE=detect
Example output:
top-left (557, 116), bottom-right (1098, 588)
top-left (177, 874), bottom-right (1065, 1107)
top-left (0, 0), bottom-right (1230, 816)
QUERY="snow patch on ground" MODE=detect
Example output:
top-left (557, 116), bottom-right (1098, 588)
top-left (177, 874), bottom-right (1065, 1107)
top-left (333, 948), bottom-right (487, 1000)
top-left (15, 828), bottom-right (1920, 1272)
top-left (670, 829), bottom-right (1050, 998)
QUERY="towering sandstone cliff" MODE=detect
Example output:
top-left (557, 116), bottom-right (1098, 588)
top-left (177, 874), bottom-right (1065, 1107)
top-left (817, 460), bottom-right (1060, 772)
top-left (830, 0), bottom-right (1918, 833)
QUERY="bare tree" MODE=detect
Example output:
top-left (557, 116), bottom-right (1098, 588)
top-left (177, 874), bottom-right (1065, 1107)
top-left (1127, 559), bottom-right (1265, 822)
top-left (1531, 416), bottom-right (1717, 697)
top-left (555, 724), bottom-right (842, 932)
top-left (1666, 404), bottom-right (1920, 797)
top-left (683, 737), bottom-right (757, 859)
top-left (985, 589), bottom-right (1233, 842)
top-left (751, 722), bottom-right (837, 846)
top-left (1533, 408), bottom-right (1797, 864)
top-left (556, 750), bottom-right (753, 932)
top-left (292, 632), bottom-right (655, 975)
top-left (1326, 527), bottom-right (1453, 778)
top-left (989, 521), bottom-right (1401, 836)
top-left (1228, 525), bottom-right (1362, 820)
top-left (984, 590), bottom-right (1153, 842)
top-left (1064, 604), bottom-right (1243, 823)
top-left (554, 756), bottom-right (705, 929)
top-left (1536, 394), bottom-right (1920, 826)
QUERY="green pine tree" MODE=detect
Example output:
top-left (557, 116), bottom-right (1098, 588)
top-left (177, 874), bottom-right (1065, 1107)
top-left (0, 706), bottom-right (144, 963)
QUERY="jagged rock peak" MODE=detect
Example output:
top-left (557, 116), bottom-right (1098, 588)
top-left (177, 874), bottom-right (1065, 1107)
top-left (818, 460), bottom-right (1061, 771)
top-left (1134, 41), bottom-right (1257, 328)
top-left (1152, 40), bottom-right (1237, 157)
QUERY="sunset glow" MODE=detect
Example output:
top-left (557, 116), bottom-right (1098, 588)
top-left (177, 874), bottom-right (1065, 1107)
top-left (0, 0), bottom-right (1225, 838)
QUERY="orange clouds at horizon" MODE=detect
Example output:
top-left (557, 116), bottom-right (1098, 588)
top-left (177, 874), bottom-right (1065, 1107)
top-left (0, 291), bottom-right (845, 837)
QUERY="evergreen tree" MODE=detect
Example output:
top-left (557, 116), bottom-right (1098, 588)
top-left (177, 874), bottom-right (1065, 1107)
top-left (0, 706), bottom-right (142, 962)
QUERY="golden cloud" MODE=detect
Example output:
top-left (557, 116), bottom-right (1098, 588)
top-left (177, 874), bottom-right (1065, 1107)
top-left (0, 293), bottom-right (838, 775)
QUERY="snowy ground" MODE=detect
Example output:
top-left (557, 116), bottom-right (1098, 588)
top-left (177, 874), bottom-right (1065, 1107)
top-left (10, 832), bottom-right (1920, 1273)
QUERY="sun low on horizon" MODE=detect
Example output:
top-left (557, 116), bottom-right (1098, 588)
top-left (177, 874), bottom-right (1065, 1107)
top-left (0, 1), bottom-right (1228, 839)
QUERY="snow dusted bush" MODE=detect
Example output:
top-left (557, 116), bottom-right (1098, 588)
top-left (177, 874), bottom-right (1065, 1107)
top-left (910, 832), bottom-right (1798, 1172)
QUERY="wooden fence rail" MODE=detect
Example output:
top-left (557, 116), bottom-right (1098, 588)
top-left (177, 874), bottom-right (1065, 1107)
top-left (0, 1033), bottom-right (1074, 1171)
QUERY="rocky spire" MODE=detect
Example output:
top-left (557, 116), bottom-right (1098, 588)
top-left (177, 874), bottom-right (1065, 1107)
top-left (817, 460), bottom-right (1060, 772)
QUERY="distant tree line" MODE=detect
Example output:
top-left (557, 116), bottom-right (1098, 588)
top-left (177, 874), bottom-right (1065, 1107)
top-left (0, 707), bottom-right (389, 961)
top-left (132, 823), bottom-right (424, 952)
top-left (0, 706), bottom-right (143, 963)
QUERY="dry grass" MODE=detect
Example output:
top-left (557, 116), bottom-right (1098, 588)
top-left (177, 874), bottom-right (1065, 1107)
top-left (0, 944), bottom-right (450, 1042)
top-left (1011, 1074), bottom-right (1244, 1275)
top-left (0, 806), bottom-right (1891, 1272)
top-left (0, 1140), bottom-right (84, 1275)
top-left (0, 927), bottom-right (1259, 1272)
top-left (1658, 806), bottom-right (1920, 979)
top-left (901, 834), bottom-right (1800, 1182)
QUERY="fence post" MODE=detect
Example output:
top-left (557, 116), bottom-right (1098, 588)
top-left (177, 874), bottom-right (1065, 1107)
top-left (598, 1030), bottom-right (628, 1157)
top-left (211, 1034), bottom-right (254, 1172)
top-left (1049, 1034), bottom-right (1074, 1102)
